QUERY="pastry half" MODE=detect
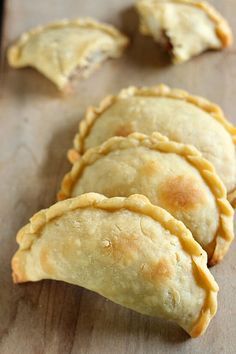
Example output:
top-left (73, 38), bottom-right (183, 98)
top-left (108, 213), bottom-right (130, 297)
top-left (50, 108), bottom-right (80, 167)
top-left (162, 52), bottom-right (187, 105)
top-left (7, 18), bottom-right (129, 90)
top-left (135, 0), bottom-right (233, 63)
top-left (12, 193), bottom-right (218, 338)
top-left (69, 84), bottom-right (236, 201)
top-left (61, 133), bottom-right (234, 265)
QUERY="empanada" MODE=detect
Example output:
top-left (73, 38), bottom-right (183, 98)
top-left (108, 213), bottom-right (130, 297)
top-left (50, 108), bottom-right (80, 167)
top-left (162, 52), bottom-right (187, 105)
top-left (12, 193), bottom-right (218, 338)
top-left (7, 18), bottom-right (129, 90)
top-left (60, 133), bottom-right (234, 265)
top-left (135, 0), bottom-right (233, 63)
top-left (69, 84), bottom-right (236, 200)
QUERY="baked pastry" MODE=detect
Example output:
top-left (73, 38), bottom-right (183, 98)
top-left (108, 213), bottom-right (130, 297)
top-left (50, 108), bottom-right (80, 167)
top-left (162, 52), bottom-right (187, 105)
top-left (69, 84), bottom-right (236, 201)
top-left (12, 193), bottom-right (218, 337)
top-left (60, 133), bottom-right (234, 265)
top-left (7, 18), bottom-right (129, 90)
top-left (135, 0), bottom-right (233, 63)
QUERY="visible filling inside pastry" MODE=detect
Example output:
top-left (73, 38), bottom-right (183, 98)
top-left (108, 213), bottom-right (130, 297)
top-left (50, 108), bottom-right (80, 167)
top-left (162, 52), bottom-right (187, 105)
top-left (82, 50), bottom-right (108, 75)
top-left (138, 2), bottom-right (223, 63)
top-left (8, 22), bottom-right (128, 89)
top-left (162, 30), bottom-right (174, 54)
top-left (68, 50), bottom-right (108, 82)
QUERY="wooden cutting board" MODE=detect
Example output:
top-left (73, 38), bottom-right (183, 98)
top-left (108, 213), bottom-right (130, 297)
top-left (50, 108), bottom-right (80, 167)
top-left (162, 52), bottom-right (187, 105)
top-left (0, 1), bottom-right (235, 353)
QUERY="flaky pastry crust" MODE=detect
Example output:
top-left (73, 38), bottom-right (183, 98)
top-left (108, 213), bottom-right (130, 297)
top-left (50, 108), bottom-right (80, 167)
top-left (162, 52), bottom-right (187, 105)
top-left (136, 0), bottom-right (233, 63)
top-left (62, 133), bottom-right (234, 265)
top-left (138, 0), bottom-right (233, 46)
top-left (71, 84), bottom-right (236, 157)
top-left (12, 193), bottom-right (218, 338)
top-left (8, 18), bottom-right (129, 90)
top-left (69, 84), bottom-right (236, 203)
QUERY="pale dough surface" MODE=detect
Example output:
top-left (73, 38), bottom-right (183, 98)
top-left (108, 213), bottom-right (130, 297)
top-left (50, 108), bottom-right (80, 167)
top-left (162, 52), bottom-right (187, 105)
top-left (81, 95), bottom-right (236, 193)
top-left (136, 0), bottom-right (233, 63)
top-left (12, 193), bottom-right (218, 338)
top-left (61, 134), bottom-right (234, 265)
top-left (7, 18), bottom-right (129, 89)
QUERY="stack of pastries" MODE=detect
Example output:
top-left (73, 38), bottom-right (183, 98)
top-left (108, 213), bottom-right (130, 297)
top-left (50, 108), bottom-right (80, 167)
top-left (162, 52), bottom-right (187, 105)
top-left (12, 84), bottom-right (236, 337)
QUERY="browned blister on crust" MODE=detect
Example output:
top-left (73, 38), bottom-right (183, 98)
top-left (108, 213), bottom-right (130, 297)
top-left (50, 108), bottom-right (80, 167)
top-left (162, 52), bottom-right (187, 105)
top-left (60, 133), bottom-right (234, 265)
top-left (69, 84), bottom-right (236, 203)
top-left (12, 193), bottom-right (218, 337)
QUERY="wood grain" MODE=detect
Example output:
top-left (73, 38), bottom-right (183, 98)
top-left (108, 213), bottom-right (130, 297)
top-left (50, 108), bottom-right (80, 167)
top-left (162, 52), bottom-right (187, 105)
top-left (0, 1), bottom-right (235, 353)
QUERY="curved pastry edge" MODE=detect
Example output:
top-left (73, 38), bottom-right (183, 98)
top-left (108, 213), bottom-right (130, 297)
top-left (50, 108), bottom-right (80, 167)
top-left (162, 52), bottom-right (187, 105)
top-left (135, 0), bottom-right (233, 48)
top-left (7, 17), bottom-right (129, 68)
top-left (68, 84), bottom-right (236, 202)
top-left (12, 192), bottom-right (218, 337)
top-left (69, 83), bottom-right (236, 160)
top-left (62, 132), bottom-right (234, 265)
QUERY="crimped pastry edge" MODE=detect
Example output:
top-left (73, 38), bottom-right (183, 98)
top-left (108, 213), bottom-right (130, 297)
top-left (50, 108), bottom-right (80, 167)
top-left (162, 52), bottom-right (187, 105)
top-left (62, 132), bottom-right (234, 265)
top-left (8, 17), bottom-right (129, 61)
top-left (135, 0), bottom-right (233, 48)
top-left (68, 83), bottom-right (236, 199)
top-left (12, 192), bottom-right (218, 338)
top-left (7, 18), bottom-right (129, 89)
top-left (70, 84), bottom-right (236, 157)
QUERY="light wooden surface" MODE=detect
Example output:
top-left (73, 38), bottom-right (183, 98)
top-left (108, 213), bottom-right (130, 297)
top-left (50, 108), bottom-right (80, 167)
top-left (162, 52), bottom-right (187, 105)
top-left (0, 1), bottom-right (236, 353)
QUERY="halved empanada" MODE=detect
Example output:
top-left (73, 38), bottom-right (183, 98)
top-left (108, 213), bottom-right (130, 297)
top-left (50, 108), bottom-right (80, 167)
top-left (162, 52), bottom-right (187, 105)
top-left (12, 193), bottom-right (218, 337)
top-left (7, 18), bottom-right (129, 90)
top-left (135, 0), bottom-right (233, 63)
top-left (69, 84), bottom-right (236, 201)
top-left (61, 133), bottom-right (234, 265)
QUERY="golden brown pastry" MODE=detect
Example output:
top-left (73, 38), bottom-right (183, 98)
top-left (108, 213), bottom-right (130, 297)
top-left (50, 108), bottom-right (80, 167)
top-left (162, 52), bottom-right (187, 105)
top-left (69, 84), bottom-right (236, 201)
top-left (60, 133), bottom-right (234, 265)
top-left (12, 193), bottom-right (218, 338)
top-left (135, 0), bottom-right (233, 63)
top-left (7, 18), bottom-right (129, 90)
